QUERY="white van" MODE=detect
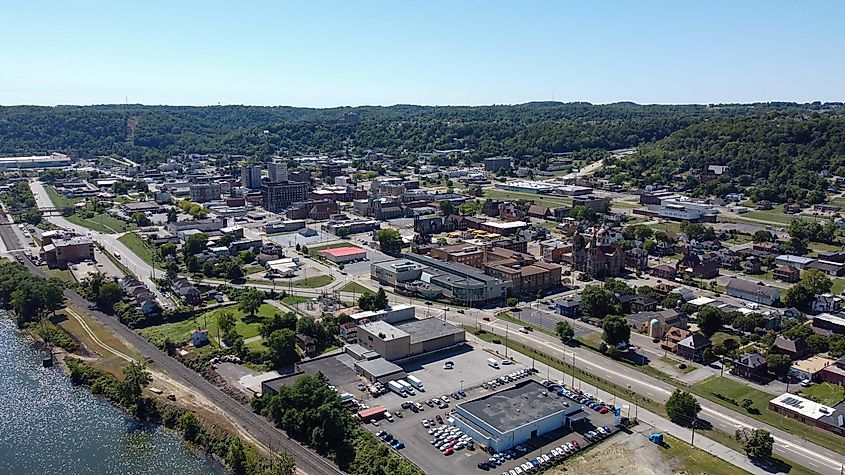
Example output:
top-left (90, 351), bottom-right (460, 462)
top-left (487, 358), bottom-right (500, 369)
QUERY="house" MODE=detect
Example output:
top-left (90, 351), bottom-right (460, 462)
top-left (676, 252), bottom-right (720, 279)
top-left (721, 254), bottom-right (741, 270)
top-left (820, 355), bottom-right (845, 386)
top-left (626, 248), bottom-right (649, 270)
top-left (555, 296), bottom-right (581, 318)
top-left (339, 322), bottom-right (358, 343)
top-left (724, 277), bottom-right (781, 306)
top-left (732, 352), bottom-right (768, 382)
top-left (618, 296), bottom-right (658, 314)
top-left (661, 326), bottom-right (692, 353)
top-left (742, 256), bottom-right (762, 274)
top-left (676, 333), bottom-right (712, 362)
top-left (783, 203), bottom-right (802, 214)
top-left (812, 295), bottom-right (843, 314)
top-left (755, 200), bottom-right (774, 210)
top-left (527, 204), bottom-right (552, 219)
top-left (172, 277), bottom-right (201, 305)
top-left (773, 336), bottom-right (808, 360)
top-left (651, 264), bottom-right (677, 280)
top-left (773, 265), bottom-right (801, 283)
top-left (191, 329), bottom-right (210, 347)
top-left (789, 356), bottom-right (837, 383)
top-left (296, 334), bottom-right (317, 356)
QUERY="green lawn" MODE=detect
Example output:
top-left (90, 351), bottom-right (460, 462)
top-left (660, 356), bottom-right (696, 374)
top-left (306, 242), bottom-right (362, 257)
top-left (340, 281), bottom-right (373, 295)
top-left (66, 212), bottom-right (136, 234)
top-left (659, 434), bottom-right (753, 475)
top-left (800, 382), bottom-right (845, 406)
top-left (44, 185), bottom-right (81, 209)
top-left (741, 205), bottom-right (794, 224)
top-left (140, 303), bottom-right (278, 345)
top-left (691, 376), bottom-right (845, 453)
top-left (280, 295), bottom-right (310, 306)
top-left (482, 189), bottom-right (573, 209)
top-left (651, 221), bottom-right (682, 234)
top-left (41, 266), bottom-right (77, 284)
top-left (709, 331), bottom-right (739, 348)
top-left (831, 278), bottom-right (845, 295)
top-left (118, 232), bottom-right (155, 265)
top-left (808, 241), bottom-right (842, 253)
top-left (243, 264), bottom-right (265, 275)
top-left (290, 274), bottom-right (334, 288)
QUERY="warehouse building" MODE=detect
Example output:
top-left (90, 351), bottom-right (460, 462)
top-left (354, 357), bottom-right (407, 383)
top-left (454, 380), bottom-right (582, 452)
top-left (357, 317), bottom-right (465, 361)
top-left (0, 152), bottom-right (71, 169)
top-left (318, 246), bottom-right (367, 263)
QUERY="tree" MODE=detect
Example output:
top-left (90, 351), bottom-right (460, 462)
top-left (266, 329), bottom-right (298, 368)
top-left (579, 285), bottom-right (615, 318)
top-left (374, 287), bottom-right (389, 309)
top-left (741, 398), bottom-right (754, 411)
top-left (226, 437), bottom-right (247, 475)
top-left (218, 310), bottom-right (236, 338)
top-left (806, 334), bottom-right (829, 355)
top-left (97, 281), bottom-right (124, 313)
top-left (267, 453), bottom-right (296, 475)
top-left (131, 212), bottom-right (151, 227)
top-left (602, 315), bottom-right (630, 347)
top-left (507, 297), bottom-right (518, 308)
top-left (261, 311), bottom-right (297, 338)
top-left (376, 229), bottom-right (403, 256)
top-left (166, 208), bottom-right (178, 223)
top-left (604, 278), bottom-right (634, 296)
top-left (829, 334), bottom-right (845, 358)
top-left (555, 321), bottom-right (574, 341)
top-left (439, 200), bottom-right (455, 216)
top-left (784, 269), bottom-right (832, 310)
top-left (119, 362), bottom-right (151, 415)
top-left (766, 353), bottom-right (791, 378)
top-left (183, 232), bottom-right (208, 257)
top-left (227, 263), bottom-right (245, 281)
top-left (358, 288), bottom-right (389, 311)
top-left (752, 230), bottom-right (773, 243)
top-left (237, 288), bottom-right (263, 319)
top-left (697, 306), bottom-right (723, 337)
top-left (179, 411), bottom-right (201, 442)
top-left (744, 429), bottom-right (774, 460)
top-left (665, 389), bottom-right (701, 427)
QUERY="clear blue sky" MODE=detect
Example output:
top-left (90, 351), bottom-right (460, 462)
top-left (2, 1), bottom-right (843, 107)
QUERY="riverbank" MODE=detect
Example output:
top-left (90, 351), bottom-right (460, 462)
top-left (0, 315), bottom-right (224, 475)
top-left (14, 306), bottom-right (286, 475)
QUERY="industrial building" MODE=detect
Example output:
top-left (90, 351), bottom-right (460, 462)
top-left (318, 246), bottom-right (367, 263)
top-left (357, 316), bottom-right (465, 361)
top-left (0, 153), bottom-right (71, 169)
top-left (454, 380), bottom-right (583, 452)
top-left (41, 235), bottom-right (95, 269)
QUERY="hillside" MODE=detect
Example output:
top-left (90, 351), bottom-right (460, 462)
top-left (604, 112), bottom-right (845, 203)
top-left (1, 102), bottom-right (838, 165)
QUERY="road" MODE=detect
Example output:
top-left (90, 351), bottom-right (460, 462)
top-left (29, 180), bottom-right (173, 309)
top-left (454, 313), bottom-right (845, 475)
top-left (0, 219), bottom-right (343, 475)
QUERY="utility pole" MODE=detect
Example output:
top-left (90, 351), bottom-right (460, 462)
top-left (505, 324), bottom-right (509, 359)
top-left (691, 416), bottom-right (697, 446)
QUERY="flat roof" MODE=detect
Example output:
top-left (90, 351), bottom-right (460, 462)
top-left (791, 356), bottom-right (837, 374)
top-left (354, 358), bottom-right (404, 378)
top-left (814, 313), bottom-right (845, 328)
top-left (358, 320), bottom-right (409, 341)
top-left (393, 317), bottom-right (464, 344)
top-left (776, 255), bottom-right (816, 264)
top-left (320, 246), bottom-right (366, 257)
top-left (770, 393), bottom-right (837, 420)
top-left (458, 380), bottom-right (571, 434)
top-left (482, 220), bottom-right (529, 229)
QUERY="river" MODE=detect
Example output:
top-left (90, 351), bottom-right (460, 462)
top-left (0, 316), bottom-right (224, 475)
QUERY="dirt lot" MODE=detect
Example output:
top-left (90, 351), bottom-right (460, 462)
top-left (546, 433), bottom-right (673, 475)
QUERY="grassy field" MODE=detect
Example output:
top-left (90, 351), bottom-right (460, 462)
top-left (660, 356), bottom-right (696, 374)
top-left (280, 295), bottom-right (310, 306)
top-left (140, 303), bottom-right (277, 345)
top-left (691, 376), bottom-right (845, 453)
top-left (800, 382), bottom-right (845, 406)
top-left (290, 274), bottom-right (334, 288)
top-left (44, 185), bottom-right (81, 208)
top-left (740, 205), bottom-right (794, 224)
top-left (243, 264), bottom-right (265, 275)
top-left (483, 189), bottom-right (573, 209)
top-left (118, 232), bottom-right (155, 265)
top-left (340, 281), bottom-right (373, 295)
top-left (808, 241), bottom-right (842, 253)
top-left (66, 212), bottom-right (136, 234)
top-left (831, 278), bottom-right (845, 295)
top-left (306, 242), bottom-right (362, 257)
top-left (41, 266), bottom-right (77, 284)
top-left (709, 331), bottom-right (739, 348)
top-left (659, 433), bottom-right (753, 475)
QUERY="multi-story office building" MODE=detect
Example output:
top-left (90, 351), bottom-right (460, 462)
top-left (261, 181), bottom-right (308, 213)
top-left (268, 161), bottom-right (289, 183)
top-left (241, 165), bottom-right (262, 189)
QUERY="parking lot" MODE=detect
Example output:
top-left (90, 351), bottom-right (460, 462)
top-left (364, 374), bottom-right (621, 475)
top-left (516, 307), bottom-right (595, 339)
